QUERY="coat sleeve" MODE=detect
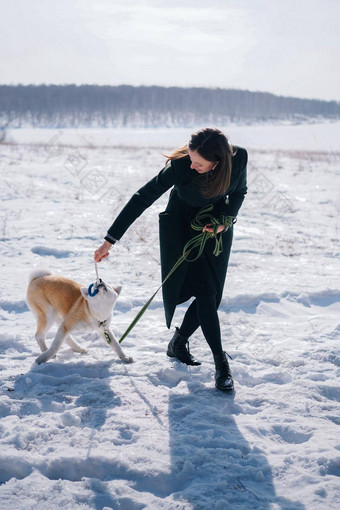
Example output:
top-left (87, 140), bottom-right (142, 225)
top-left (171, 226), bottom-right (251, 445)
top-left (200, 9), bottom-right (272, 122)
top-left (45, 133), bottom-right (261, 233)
top-left (216, 148), bottom-right (248, 221)
top-left (105, 162), bottom-right (176, 241)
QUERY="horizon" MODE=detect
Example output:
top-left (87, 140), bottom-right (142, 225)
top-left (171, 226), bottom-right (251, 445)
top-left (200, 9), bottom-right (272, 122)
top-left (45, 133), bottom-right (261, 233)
top-left (1, 83), bottom-right (338, 104)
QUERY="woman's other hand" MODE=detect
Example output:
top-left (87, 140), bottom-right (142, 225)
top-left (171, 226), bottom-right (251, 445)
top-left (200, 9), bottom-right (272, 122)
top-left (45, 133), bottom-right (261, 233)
top-left (202, 224), bottom-right (225, 236)
top-left (94, 240), bottom-right (113, 262)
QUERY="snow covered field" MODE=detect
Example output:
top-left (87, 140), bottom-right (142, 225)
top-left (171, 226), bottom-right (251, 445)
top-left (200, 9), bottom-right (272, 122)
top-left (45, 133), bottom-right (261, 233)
top-left (0, 123), bottom-right (339, 509)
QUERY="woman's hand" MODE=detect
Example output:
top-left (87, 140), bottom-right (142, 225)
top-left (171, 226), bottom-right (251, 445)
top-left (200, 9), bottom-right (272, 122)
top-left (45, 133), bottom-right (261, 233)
top-left (94, 240), bottom-right (113, 262)
top-left (202, 224), bottom-right (225, 236)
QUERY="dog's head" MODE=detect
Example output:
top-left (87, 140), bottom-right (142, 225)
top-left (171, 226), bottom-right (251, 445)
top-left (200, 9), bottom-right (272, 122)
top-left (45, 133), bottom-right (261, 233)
top-left (80, 280), bottom-right (122, 322)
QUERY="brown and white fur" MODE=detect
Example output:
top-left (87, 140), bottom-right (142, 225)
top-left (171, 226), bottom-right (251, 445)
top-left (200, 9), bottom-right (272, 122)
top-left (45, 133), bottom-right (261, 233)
top-left (26, 269), bottom-right (133, 365)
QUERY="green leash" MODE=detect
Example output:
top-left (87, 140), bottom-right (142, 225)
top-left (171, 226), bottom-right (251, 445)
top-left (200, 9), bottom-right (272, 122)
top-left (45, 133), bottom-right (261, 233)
top-left (118, 204), bottom-right (225, 344)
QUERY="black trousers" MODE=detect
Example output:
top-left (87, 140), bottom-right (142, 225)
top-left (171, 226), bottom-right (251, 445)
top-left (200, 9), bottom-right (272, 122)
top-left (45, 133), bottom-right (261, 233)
top-left (178, 295), bottom-right (223, 356)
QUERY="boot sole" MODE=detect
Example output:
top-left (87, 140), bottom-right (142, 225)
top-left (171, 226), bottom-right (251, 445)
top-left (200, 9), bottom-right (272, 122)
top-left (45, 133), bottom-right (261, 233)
top-left (215, 382), bottom-right (234, 391)
top-left (167, 352), bottom-right (201, 366)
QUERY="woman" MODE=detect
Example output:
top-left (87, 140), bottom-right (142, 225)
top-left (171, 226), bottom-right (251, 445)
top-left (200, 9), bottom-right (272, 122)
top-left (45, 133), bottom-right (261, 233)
top-left (94, 128), bottom-right (248, 391)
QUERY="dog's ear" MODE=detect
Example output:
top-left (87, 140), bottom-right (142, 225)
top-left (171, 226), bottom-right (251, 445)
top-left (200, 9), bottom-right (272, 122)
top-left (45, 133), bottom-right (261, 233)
top-left (80, 287), bottom-right (89, 300)
top-left (114, 285), bottom-right (122, 296)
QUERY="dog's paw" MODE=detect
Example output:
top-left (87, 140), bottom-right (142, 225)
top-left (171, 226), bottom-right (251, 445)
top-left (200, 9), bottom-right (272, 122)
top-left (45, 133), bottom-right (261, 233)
top-left (35, 354), bottom-right (47, 365)
top-left (35, 350), bottom-right (54, 364)
top-left (121, 355), bottom-right (134, 364)
top-left (74, 347), bottom-right (88, 354)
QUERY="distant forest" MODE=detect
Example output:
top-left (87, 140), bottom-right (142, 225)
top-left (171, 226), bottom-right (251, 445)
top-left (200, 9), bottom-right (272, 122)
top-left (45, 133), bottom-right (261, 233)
top-left (0, 84), bottom-right (339, 128)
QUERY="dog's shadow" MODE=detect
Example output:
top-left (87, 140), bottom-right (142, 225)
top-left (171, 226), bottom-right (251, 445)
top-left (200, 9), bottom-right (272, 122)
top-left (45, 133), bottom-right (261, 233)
top-left (10, 358), bottom-right (121, 433)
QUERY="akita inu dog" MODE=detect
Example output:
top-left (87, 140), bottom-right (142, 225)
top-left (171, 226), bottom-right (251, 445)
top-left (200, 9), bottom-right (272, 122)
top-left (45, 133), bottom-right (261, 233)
top-left (26, 269), bottom-right (133, 365)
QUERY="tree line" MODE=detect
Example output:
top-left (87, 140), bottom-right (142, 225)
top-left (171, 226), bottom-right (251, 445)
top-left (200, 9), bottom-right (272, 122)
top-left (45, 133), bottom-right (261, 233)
top-left (0, 84), bottom-right (339, 128)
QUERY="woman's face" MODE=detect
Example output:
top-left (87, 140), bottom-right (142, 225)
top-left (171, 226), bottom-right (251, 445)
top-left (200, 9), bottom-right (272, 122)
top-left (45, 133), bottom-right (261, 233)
top-left (188, 149), bottom-right (217, 174)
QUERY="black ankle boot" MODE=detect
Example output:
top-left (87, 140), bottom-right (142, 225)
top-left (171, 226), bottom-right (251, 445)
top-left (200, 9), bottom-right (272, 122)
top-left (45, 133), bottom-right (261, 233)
top-left (213, 352), bottom-right (234, 391)
top-left (167, 328), bottom-right (201, 366)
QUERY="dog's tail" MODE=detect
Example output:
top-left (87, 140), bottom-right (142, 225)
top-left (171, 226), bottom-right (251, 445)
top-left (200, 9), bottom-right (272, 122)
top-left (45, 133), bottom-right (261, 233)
top-left (28, 268), bottom-right (52, 285)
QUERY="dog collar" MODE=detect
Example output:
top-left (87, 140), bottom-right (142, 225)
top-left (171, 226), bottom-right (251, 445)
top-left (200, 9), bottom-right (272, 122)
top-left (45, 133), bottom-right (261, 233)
top-left (98, 319), bottom-right (111, 344)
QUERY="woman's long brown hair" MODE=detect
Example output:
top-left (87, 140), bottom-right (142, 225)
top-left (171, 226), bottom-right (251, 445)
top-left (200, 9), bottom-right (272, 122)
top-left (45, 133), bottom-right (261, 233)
top-left (165, 128), bottom-right (234, 198)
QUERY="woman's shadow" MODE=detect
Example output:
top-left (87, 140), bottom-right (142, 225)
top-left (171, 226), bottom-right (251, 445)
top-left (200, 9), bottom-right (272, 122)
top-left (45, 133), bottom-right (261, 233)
top-left (167, 374), bottom-right (306, 510)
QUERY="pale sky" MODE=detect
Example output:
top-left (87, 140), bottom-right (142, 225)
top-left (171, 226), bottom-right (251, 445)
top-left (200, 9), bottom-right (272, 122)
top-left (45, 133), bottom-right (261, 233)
top-left (1, 0), bottom-right (339, 101)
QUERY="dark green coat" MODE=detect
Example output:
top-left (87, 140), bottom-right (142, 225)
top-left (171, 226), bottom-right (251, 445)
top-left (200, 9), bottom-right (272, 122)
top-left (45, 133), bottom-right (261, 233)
top-left (106, 147), bottom-right (248, 328)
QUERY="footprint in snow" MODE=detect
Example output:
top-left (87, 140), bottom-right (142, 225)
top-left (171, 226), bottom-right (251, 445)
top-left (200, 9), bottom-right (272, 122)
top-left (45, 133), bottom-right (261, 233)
top-left (272, 425), bottom-right (313, 444)
top-left (31, 246), bottom-right (73, 258)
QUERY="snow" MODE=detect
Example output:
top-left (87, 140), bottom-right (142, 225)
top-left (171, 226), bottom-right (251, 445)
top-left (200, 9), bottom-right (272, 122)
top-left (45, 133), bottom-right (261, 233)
top-left (0, 122), bottom-right (339, 509)
top-left (6, 120), bottom-right (340, 152)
